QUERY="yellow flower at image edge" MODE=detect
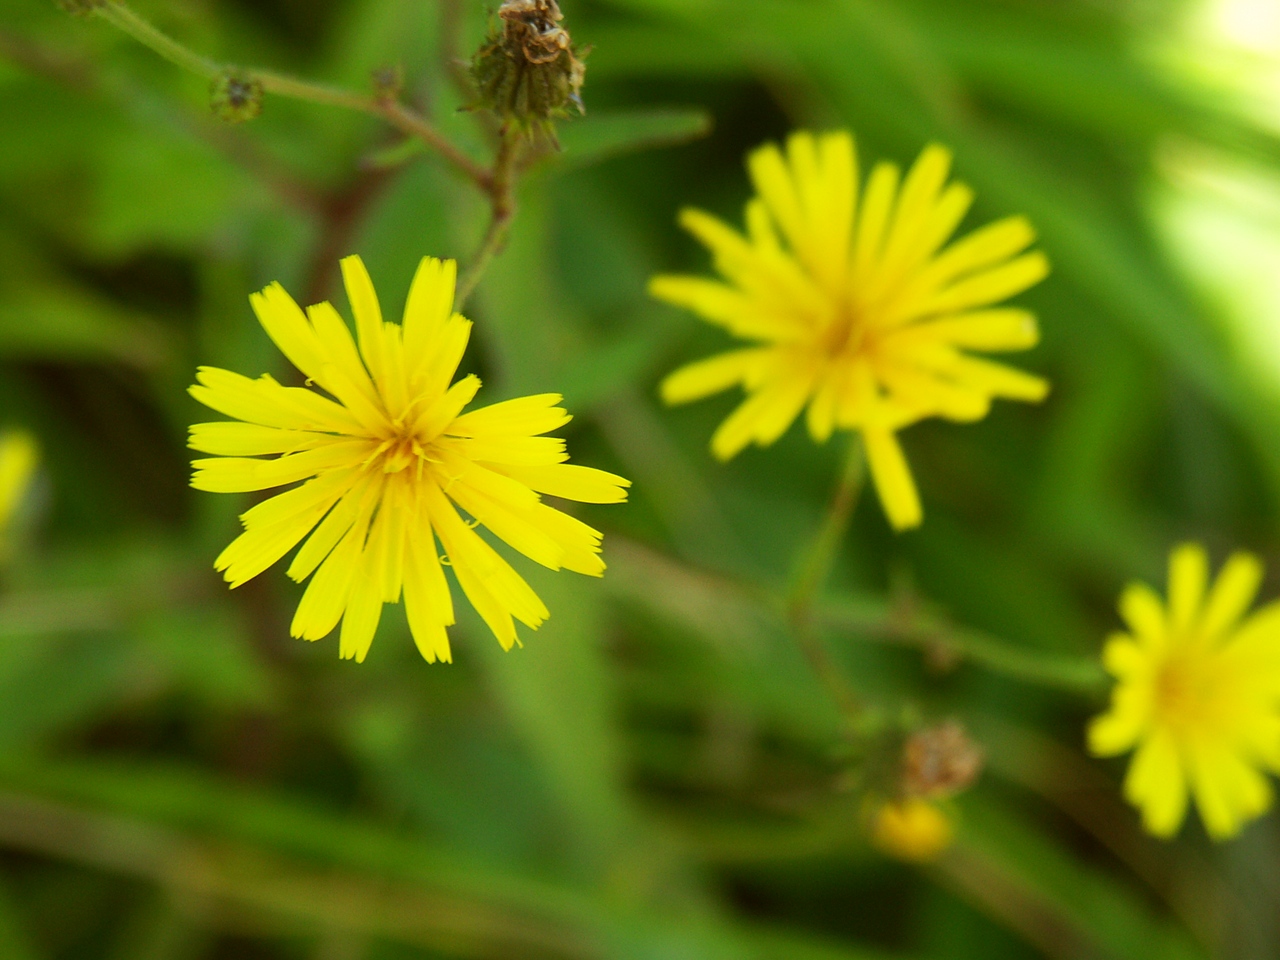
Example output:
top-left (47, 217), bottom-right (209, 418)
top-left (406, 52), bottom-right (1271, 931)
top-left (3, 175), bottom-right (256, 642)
top-left (869, 797), bottom-right (955, 862)
top-left (0, 430), bottom-right (38, 533)
top-left (1090, 544), bottom-right (1280, 839)
top-left (189, 255), bottom-right (630, 663)
top-left (652, 131), bottom-right (1050, 530)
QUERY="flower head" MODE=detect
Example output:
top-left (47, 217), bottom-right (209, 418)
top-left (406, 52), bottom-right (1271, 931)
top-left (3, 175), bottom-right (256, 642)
top-left (1089, 544), bottom-right (1280, 839)
top-left (652, 131), bottom-right (1049, 529)
top-left (189, 255), bottom-right (629, 664)
top-left (868, 797), bottom-right (955, 862)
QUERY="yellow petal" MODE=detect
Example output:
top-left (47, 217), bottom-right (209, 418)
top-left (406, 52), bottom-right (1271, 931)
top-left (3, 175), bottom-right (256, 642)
top-left (191, 440), bottom-right (372, 493)
top-left (660, 349), bottom-right (774, 406)
top-left (340, 255), bottom-right (390, 394)
top-left (448, 435), bottom-right (568, 467)
top-left (1118, 582), bottom-right (1166, 648)
top-left (290, 501), bottom-right (373, 641)
top-left (414, 374), bottom-right (482, 441)
top-left (851, 161), bottom-right (900, 286)
top-left (188, 422), bottom-right (335, 457)
top-left (862, 428), bottom-right (922, 531)
top-left (1123, 727), bottom-right (1188, 838)
top-left (491, 463), bottom-right (631, 504)
top-left (898, 309), bottom-right (1040, 352)
top-left (190, 368), bottom-right (363, 435)
top-left (338, 566), bottom-right (384, 663)
top-left (1168, 542), bottom-right (1209, 633)
top-left (448, 394), bottom-right (570, 438)
top-left (919, 251), bottom-right (1050, 316)
top-left (1200, 551), bottom-right (1263, 641)
top-left (402, 257), bottom-right (457, 378)
top-left (287, 472), bottom-right (381, 582)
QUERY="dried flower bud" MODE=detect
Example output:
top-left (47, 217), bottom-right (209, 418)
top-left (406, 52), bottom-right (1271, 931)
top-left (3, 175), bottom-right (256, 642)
top-left (57, 0), bottom-right (106, 15)
top-left (210, 69), bottom-right (263, 124)
top-left (470, 0), bottom-right (586, 134)
top-left (371, 64), bottom-right (404, 103)
top-left (902, 720), bottom-right (984, 800)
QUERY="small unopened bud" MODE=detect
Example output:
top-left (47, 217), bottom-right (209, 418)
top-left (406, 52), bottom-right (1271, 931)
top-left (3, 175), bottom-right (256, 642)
top-left (867, 797), bottom-right (954, 862)
top-left (902, 720), bottom-right (984, 800)
top-left (371, 64), bottom-right (404, 103)
top-left (470, 0), bottom-right (586, 135)
top-left (211, 69), bottom-right (263, 124)
top-left (57, 0), bottom-right (106, 15)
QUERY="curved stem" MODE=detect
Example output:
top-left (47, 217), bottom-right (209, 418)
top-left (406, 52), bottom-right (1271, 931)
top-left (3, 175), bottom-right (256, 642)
top-left (786, 434), bottom-right (867, 720)
top-left (94, 1), bottom-right (490, 188)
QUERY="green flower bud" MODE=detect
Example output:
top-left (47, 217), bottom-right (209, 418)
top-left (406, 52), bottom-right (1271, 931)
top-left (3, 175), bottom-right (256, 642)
top-left (470, 0), bottom-right (586, 135)
top-left (210, 69), bottom-right (263, 124)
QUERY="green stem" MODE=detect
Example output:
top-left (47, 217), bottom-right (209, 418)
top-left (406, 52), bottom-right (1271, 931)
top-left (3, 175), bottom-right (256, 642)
top-left (785, 434), bottom-right (867, 721)
top-left (815, 598), bottom-right (1109, 696)
top-left (94, 1), bottom-right (490, 188)
top-left (788, 434), bottom-right (866, 613)
top-left (455, 126), bottom-right (523, 309)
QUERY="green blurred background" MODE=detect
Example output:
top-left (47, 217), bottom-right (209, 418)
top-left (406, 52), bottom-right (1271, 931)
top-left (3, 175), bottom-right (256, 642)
top-left (2, 0), bottom-right (1280, 957)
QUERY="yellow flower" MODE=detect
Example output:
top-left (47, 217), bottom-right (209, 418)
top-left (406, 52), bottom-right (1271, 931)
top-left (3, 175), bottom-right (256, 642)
top-left (0, 430), bottom-right (38, 543)
top-left (1089, 544), bottom-right (1280, 840)
top-left (652, 131), bottom-right (1049, 530)
top-left (189, 255), bottom-right (630, 664)
top-left (868, 797), bottom-right (955, 862)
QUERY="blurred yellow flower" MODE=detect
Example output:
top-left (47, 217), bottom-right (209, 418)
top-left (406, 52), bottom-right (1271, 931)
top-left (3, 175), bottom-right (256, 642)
top-left (652, 131), bottom-right (1049, 529)
top-left (189, 255), bottom-right (630, 664)
top-left (0, 430), bottom-right (38, 540)
top-left (869, 797), bottom-right (955, 862)
top-left (1089, 543), bottom-right (1280, 840)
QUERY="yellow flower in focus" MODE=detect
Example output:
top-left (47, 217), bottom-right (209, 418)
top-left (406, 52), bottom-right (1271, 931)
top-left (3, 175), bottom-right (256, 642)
top-left (652, 131), bottom-right (1050, 530)
top-left (869, 797), bottom-right (955, 862)
top-left (0, 430), bottom-right (38, 545)
top-left (1089, 544), bottom-right (1280, 840)
top-left (189, 255), bottom-right (630, 664)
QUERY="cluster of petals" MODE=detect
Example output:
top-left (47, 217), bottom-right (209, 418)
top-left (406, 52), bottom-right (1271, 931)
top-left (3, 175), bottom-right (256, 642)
top-left (652, 130), bottom-right (1050, 529)
top-left (188, 255), bottom-right (629, 664)
top-left (1090, 544), bottom-right (1280, 839)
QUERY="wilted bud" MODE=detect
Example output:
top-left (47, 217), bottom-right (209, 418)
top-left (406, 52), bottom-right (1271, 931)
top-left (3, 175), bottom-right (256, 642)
top-left (903, 720), bottom-right (984, 800)
top-left (371, 64), bottom-right (404, 103)
top-left (210, 69), bottom-right (263, 124)
top-left (57, 0), bottom-right (105, 15)
top-left (470, 0), bottom-right (586, 134)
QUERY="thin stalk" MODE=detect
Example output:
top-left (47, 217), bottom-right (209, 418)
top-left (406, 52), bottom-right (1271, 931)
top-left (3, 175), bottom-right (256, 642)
top-left (94, 1), bottom-right (489, 188)
top-left (455, 126), bottom-right (522, 308)
top-left (785, 434), bottom-right (867, 720)
top-left (788, 435), bottom-right (866, 614)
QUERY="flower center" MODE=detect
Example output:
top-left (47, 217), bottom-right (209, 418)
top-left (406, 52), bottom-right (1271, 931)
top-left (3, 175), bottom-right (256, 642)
top-left (820, 306), bottom-right (864, 358)
top-left (1154, 648), bottom-right (1222, 730)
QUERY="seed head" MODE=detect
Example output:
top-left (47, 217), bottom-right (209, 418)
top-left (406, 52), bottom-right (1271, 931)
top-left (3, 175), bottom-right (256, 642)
top-left (902, 720), bottom-right (984, 800)
top-left (470, 0), bottom-right (586, 135)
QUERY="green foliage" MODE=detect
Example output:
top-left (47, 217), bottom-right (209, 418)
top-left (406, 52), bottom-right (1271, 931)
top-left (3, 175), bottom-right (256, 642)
top-left (0, 0), bottom-right (1278, 957)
